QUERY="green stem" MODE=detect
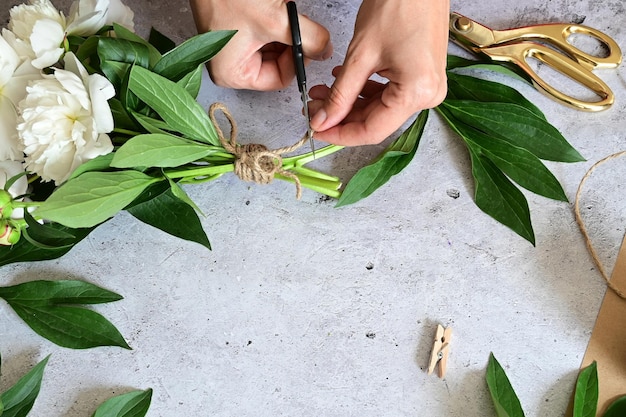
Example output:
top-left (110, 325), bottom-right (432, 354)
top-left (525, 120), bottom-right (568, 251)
top-left (113, 128), bottom-right (142, 136)
top-left (12, 201), bottom-right (41, 209)
top-left (164, 163), bottom-right (234, 180)
top-left (282, 144), bottom-right (344, 169)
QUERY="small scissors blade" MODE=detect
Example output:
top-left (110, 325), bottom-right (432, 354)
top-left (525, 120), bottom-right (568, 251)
top-left (287, 1), bottom-right (315, 156)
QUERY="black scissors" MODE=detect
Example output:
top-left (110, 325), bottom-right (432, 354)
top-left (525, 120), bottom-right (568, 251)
top-left (287, 1), bottom-right (315, 155)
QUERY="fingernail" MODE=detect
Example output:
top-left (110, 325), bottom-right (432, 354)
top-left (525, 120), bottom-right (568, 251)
top-left (310, 108), bottom-right (327, 130)
top-left (321, 44), bottom-right (333, 60)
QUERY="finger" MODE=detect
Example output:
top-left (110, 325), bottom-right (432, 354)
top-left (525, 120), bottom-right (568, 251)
top-left (309, 59), bottom-right (375, 132)
top-left (264, 6), bottom-right (332, 61)
top-left (314, 86), bottom-right (416, 146)
top-left (297, 14), bottom-right (333, 60)
top-left (253, 45), bottom-right (296, 90)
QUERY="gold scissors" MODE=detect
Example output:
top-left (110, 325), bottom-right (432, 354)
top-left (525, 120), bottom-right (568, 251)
top-left (449, 12), bottom-right (623, 112)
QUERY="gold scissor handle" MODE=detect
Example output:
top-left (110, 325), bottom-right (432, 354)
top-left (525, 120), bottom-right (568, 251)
top-left (483, 42), bottom-right (614, 111)
top-left (491, 22), bottom-right (623, 70)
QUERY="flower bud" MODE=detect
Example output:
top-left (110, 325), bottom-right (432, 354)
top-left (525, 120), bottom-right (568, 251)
top-left (0, 220), bottom-right (21, 245)
top-left (0, 190), bottom-right (14, 219)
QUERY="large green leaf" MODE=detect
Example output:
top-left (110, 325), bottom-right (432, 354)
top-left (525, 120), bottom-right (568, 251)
top-left (127, 189), bottom-right (211, 250)
top-left (34, 171), bottom-right (159, 228)
top-left (604, 396), bottom-right (626, 417)
top-left (97, 37), bottom-right (150, 69)
top-left (152, 30), bottom-right (236, 81)
top-left (468, 146), bottom-right (535, 245)
top-left (440, 109), bottom-right (567, 201)
top-left (336, 110), bottom-right (428, 207)
top-left (92, 389), bottom-right (152, 417)
top-left (447, 55), bottom-right (532, 84)
top-left (98, 38), bottom-right (149, 93)
top-left (6, 303), bottom-right (130, 349)
top-left (0, 355), bottom-right (49, 417)
top-left (113, 23), bottom-right (162, 67)
top-left (440, 100), bottom-right (584, 162)
top-left (486, 353), bottom-right (525, 417)
top-left (0, 280), bottom-right (129, 349)
top-left (0, 280), bottom-right (122, 305)
top-left (128, 66), bottom-right (218, 145)
top-left (111, 134), bottom-right (217, 168)
top-left (573, 362), bottom-right (599, 417)
top-left (447, 73), bottom-right (545, 120)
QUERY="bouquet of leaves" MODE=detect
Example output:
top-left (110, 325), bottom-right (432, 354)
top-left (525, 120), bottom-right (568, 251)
top-left (0, 0), bottom-right (583, 271)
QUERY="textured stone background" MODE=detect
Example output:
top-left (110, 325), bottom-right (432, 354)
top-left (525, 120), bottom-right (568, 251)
top-left (1, 0), bottom-right (625, 416)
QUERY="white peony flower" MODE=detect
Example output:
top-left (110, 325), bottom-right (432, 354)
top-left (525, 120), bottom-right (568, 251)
top-left (67, 0), bottom-right (135, 36)
top-left (17, 52), bottom-right (115, 185)
top-left (0, 32), bottom-right (41, 161)
top-left (7, 0), bottom-right (67, 69)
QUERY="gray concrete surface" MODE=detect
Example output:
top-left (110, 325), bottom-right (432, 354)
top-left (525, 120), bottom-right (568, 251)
top-left (1, 0), bottom-right (626, 416)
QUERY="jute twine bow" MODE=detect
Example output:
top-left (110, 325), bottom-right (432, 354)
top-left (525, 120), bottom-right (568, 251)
top-left (574, 150), bottom-right (626, 300)
top-left (208, 102), bottom-right (310, 199)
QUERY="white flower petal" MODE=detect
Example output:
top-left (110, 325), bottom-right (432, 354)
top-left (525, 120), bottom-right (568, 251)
top-left (105, 0), bottom-right (134, 31)
top-left (0, 96), bottom-right (20, 161)
top-left (29, 19), bottom-right (65, 69)
top-left (88, 74), bottom-right (115, 133)
top-left (0, 160), bottom-right (27, 199)
top-left (67, 0), bottom-right (106, 36)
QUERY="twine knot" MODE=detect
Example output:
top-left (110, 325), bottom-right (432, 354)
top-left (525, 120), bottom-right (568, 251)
top-left (209, 103), bottom-right (309, 199)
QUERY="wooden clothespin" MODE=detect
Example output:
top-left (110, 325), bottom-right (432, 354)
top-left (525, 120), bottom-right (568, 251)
top-left (428, 324), bottom-right (452, 378)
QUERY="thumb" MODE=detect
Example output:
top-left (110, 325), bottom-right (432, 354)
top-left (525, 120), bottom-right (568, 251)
top-left (310, 63), bottom-right (372, 132)
top-left (297, 14), bottom-right (333, 60)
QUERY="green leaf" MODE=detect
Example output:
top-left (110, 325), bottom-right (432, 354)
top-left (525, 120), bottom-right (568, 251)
top-left (177, 64), bottom-right (203, 98)
top-left (127, 189), bottom-right (211, 250)
top-left (486, 353), bottom-right (525, 417)
top-left (336, 110), bottom-right (428, 207)
top-left (75, 35), bottom-right (100, 65)
top-left (603, 396), bottom-right (626, 417)
top-left (0, 280), bottom-right (129, 349)
top-left (0, 355), bottom-right (49, 417)
top-left (0, 280), bottom-right (122, 305)
top-left (0, 224), bottom-right (94, 267)
top-left (166, 177), bottom-right (204, 216)
top-left (131, 112), bottom-right (172, 135)
top-left (573, 361), bottom-right (599, 417)
top-left (92, 389), bottom-right (152, 417)
top-left (6, 303), bottom-right (130, 349)
top-left (111, 134), bottom-right (216, 168)
top-left (109, 98), bottom-right (138, 131)
top-left (22, 210), bottom-right (77, 249)
top-left (440, 109), bottom-right (567, 201)
top-left (69, 153), bottom-right (115, 180)
top-left (34, 171), bottom-right (159, 228)
top-left (100, 60), bottom-right (130, 91)
top-left (447, 55), bottom-right (532, 84)
top-left (447, 73), bottom-right (545, 120)
top-left (440, 100), bottom-right (584, 162)
top-left (153, 30), bottom-right (236, 81)
top-left (113, 23), bottom-right (161, 67)
top-left (97, 37), bottom-right (150, 69)
top-left (128, 66), bottom-right (218, 145)
top-left (468, 146), bottom-right (535, 244)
